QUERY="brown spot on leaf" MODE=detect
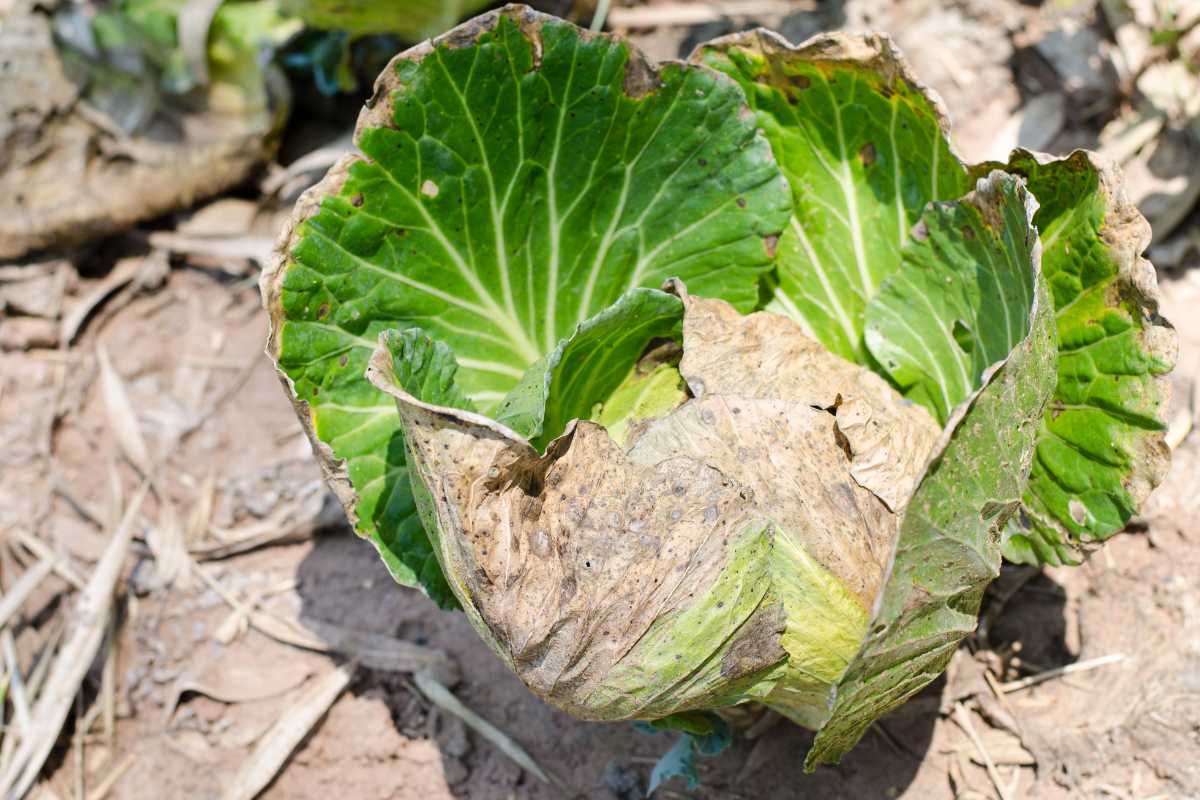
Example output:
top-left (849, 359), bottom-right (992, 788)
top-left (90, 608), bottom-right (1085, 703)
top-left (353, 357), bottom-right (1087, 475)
top-left (317, 303), bottom-right (330, 319)
top-left (1069, 498), bottom-right (1088, 526)
top-left (736, 197), bottom-right (747, 209)
top-left (764, 235), bottom-right (779, 259)
top-left (351, 194), bottom-right (364, 207)
top-left (859, 142), bottom-right (877, 167)
top-left (721, 604), bottom-right (787, 679)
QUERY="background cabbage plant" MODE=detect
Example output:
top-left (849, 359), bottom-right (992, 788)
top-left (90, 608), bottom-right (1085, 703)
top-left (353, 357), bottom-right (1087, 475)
top-left (262, 4), bottom-right (1175, 768)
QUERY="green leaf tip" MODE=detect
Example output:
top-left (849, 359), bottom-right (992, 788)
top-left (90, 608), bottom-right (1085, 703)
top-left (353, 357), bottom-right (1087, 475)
top-left (592, 361), bottom-right (687, 448)
top-left (494, 287), bottom-right (685, 449)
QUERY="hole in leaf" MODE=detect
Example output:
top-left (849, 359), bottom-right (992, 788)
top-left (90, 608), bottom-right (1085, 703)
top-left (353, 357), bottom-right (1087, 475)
top-left (952, 320), bottom-right (974, 355)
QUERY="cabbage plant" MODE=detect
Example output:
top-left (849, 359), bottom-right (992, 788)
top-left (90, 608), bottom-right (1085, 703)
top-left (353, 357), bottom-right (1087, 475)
top-left (262, 6), bottom-right (1175, 768)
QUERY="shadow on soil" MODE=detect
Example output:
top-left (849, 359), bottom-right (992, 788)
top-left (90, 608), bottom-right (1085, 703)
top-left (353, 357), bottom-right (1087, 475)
top-left (982, 564), bottom-right (1076, 680)
top-left (294, 529), bottom-right (1069, 799)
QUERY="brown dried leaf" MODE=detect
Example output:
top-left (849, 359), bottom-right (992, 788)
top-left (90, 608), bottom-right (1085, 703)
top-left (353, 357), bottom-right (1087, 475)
top-left (674, 288), bottom-right (941, 512)
top-left (367, 290), bottom-right (941, 723)
top-left (96, 344), bottom-right (150, 473)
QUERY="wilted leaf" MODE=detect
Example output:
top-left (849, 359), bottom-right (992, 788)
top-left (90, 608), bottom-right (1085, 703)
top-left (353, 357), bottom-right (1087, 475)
top-left (263, 7), bottom-right (790, 603)
top-left (986, 150), bottom-right (1176, 565)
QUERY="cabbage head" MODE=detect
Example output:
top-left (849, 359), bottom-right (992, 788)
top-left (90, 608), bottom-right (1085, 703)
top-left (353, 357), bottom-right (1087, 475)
top-left (262, 5), bottom-right (1175, 767)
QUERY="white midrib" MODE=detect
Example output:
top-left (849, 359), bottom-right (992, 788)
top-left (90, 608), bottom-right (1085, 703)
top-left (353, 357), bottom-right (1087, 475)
top-left (436, 51), bottom-right (527, 352)
top-left (900, 268), bottom-right (972, 398)
top-left (980, 227), bottom-right (1016, 353)
top-left (576, 163), bottom-right (635, 323)
top-left (770, 288), bottom-right (818, 339)
top-left (791, 218), bottom-right (858, 346)
top-left (576, 77), bottom-right (689, 325)
top-left (302, 318), bottom-right (522, 381)
top-left (831, 85), bottom-right (874, 301)
top-left (1041, 199), bottom-right (1088, 256)
top-left (456, 357), bottom-right (524, 379)
top-left (371, 146), bottom-right (539, 363)
top-left (889, 101), bottom-right (907, 248)
top-left (308, 230), bottom-right (492, 322)
top-left (543, 41), bottom-right (581, 352)
top-left (875, 300), bottom-right (956, 415)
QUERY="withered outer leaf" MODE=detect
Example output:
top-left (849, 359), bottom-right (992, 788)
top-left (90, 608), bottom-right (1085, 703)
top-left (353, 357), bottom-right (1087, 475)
top-left (367, 285), bottom-right (942, 725)
top-left (672, 282), bottom-right (941, 513)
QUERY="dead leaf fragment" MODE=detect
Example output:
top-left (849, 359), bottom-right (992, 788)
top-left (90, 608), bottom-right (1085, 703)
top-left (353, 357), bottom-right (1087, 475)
top-left (0, 485), bottom-right (147, 799)
top-left (220, 664), bottom-right (353, 800)
top-left (96, 344), bottom-right (151, 473)
top-left (675, 289), bottom-right (941, 512)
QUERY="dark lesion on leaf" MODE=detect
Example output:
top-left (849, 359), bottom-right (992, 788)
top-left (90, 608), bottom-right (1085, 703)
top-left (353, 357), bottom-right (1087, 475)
top-left (721, 602), bottom-right (787, 680)
top-left (620, 43), bottom-right (662, 99)
top-left (859, 142), bottom-right (877, 167)
top-left (764, 234), bottom-right (779, 259)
